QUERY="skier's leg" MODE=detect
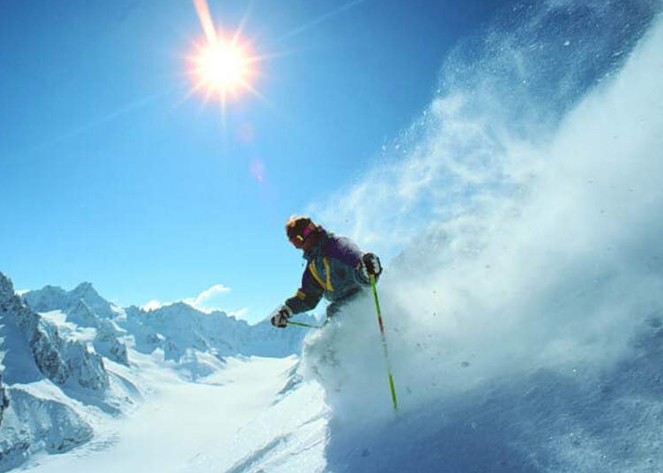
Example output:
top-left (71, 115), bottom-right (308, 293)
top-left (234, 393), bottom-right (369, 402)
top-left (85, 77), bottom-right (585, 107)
top-left (325, 288), bottom-right (361, 321)
top-left (326, 301), bottom-right (341, 320)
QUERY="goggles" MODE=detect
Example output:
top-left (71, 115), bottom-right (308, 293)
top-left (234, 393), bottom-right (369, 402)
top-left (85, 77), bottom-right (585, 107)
top-left (290, 224), bottom-right (314, 247)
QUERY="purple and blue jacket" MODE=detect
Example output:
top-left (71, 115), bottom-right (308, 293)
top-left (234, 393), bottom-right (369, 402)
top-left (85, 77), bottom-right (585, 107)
top-left (284, 231), bottom-right (373, 315)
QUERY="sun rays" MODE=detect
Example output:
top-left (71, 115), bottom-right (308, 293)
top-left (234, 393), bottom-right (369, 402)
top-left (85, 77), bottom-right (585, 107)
top-left (185, 0), bottom-right (264, 111)
top-left (181, 0), bottom-right (370, 121)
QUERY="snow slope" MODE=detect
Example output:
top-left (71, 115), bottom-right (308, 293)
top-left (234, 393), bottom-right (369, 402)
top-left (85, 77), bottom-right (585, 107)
top-left (297, 2), bottom-right (663, 471)
top-left (22, 354), bottom-right (327, 473)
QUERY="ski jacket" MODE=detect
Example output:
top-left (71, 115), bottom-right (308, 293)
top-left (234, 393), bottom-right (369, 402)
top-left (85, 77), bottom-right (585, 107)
top-left (285, 231), bottom-right (373, 315)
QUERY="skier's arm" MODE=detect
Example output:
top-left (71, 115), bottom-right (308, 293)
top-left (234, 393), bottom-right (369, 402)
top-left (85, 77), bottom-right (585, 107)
top-left (326, 236), bottom-right (380, 285)
top-left (284, 268), bottom-right (324, 314)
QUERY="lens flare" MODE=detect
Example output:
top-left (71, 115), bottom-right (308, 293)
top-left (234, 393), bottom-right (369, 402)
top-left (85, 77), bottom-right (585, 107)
top-left (192, 36), bottom-right (256, 98)
top-left (187, 0), bottom-right (262, 104)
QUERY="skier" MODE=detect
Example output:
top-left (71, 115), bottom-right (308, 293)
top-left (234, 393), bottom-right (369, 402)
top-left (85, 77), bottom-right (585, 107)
top-left (271, 216), bottom-right (383, 328)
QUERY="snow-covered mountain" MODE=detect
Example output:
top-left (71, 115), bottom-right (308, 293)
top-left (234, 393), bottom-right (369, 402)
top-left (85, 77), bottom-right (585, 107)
top-left (23, 282), bottom-right (119, 321)
top-left (22, 281), bottom-right (311, 363)
top-left (123, 302), bottom-right (309, 361)
top-left (0, 272), bottom-right (135, 471)
top-left (0, 272), bottom-right (314, 471)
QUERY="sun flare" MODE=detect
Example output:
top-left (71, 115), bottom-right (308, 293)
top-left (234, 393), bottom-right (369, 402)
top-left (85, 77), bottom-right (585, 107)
top-left (186, 0), bottom-right (264, 108)
top-left (193, 37), bottom-right (255, 98)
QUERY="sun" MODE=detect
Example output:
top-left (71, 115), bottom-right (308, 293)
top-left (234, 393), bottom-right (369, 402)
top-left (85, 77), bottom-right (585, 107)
top-left (192, 36), bottom-right (256, 99)
top-left (199, 41), bottom-right (246, 92)
top-left (185, 0), bottom-right (264, 107)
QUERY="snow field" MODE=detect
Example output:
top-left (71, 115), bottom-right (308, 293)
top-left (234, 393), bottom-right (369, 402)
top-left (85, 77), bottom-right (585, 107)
top-left (22, 354), bottom-right (326, 473)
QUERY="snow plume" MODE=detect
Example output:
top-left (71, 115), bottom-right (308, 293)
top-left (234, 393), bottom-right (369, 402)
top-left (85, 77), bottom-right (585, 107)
top-left (311, 0), bottom-right (661, 256)
top-left (305, 0), bottom-right (663, 429)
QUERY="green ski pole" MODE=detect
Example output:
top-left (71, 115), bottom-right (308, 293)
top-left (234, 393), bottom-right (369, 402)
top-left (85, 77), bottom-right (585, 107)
top-left (287, 320), bottom-right (323, 329)
top-left (370, 274), bottom-right (398, 412)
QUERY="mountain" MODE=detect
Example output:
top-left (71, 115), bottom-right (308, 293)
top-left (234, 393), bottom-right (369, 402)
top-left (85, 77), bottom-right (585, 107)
top-left (0, 275), bottom-right (110, 392)
top-left (123, 302), bottom-right (308, 361)
top-left (0, 272), bottom-right (127, 471)
top-left (23, 282), bottom-right (119, 320)
top-left (0, 272), bottom-right (315, 471)
top-left (21, 281), bottom-right (312, 365)
top-left (24, 285), bottom-right (129, 367)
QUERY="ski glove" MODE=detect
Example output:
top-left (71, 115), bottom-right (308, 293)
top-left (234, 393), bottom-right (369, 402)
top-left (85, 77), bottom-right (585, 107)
top-left (271, 305), bottom-right (293, 328)
top-left (361, 253), bottom-right (382, 281)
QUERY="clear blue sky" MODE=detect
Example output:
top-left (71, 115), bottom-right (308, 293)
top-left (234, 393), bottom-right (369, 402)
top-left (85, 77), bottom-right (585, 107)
top-left (0, 0), bottom-right (511, 323)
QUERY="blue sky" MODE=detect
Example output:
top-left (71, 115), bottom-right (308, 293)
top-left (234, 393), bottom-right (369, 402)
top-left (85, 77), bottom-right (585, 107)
top-left (0, 0), bottom-right (512, 323)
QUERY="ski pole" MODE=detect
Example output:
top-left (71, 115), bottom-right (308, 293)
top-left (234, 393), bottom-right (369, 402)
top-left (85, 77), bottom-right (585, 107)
top-left (370, 274), bottom-right (398, 412)
top-left (287, 320), bottom-right (323, 329)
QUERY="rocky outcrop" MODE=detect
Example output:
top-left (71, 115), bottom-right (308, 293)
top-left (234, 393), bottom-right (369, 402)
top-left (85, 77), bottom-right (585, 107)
top-left (63, 342), bottom-right (109, 391)
top-left (0, 389), bottom-right (93, 470)
top-left (0, 375), bottom-right (9, 427)
top-left (66, 299), bottom-right (101, 328)
top-left (29, 319), bottom-right (69, 385)
top-left (0, 273), bottom-right (102, 471)
top-left (1, 274), bottom-right (69, 385)
top-left (66, 299), bottom-right (129, 366)
top-left (0, 273), bottom-right (109, 390)
top-left (94, 322), bottom-right (129, 366)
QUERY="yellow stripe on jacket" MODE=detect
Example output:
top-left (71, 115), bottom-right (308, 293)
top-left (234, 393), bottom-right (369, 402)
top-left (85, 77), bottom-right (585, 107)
top-left (308, 258), bottom-right (334, 291)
